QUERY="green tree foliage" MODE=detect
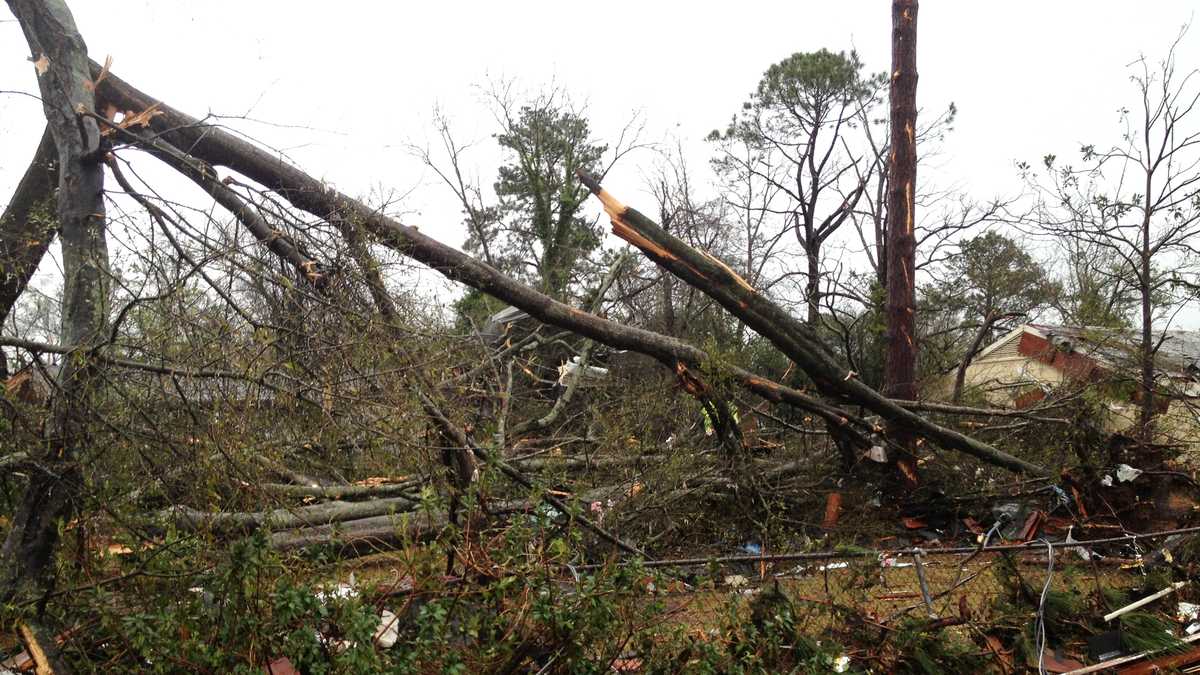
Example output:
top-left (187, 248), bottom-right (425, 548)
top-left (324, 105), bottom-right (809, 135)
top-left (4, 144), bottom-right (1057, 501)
top-left (1054, 238), bottom-right (1136, 328)
top-left (709, 49), bottom-right (887, 325)
top-left (932, 232), bottom-right (1058, 326)
top-left (927, 231), bottom-right (1058, 401)
top-left (465, 93), bottom-right (607, 300)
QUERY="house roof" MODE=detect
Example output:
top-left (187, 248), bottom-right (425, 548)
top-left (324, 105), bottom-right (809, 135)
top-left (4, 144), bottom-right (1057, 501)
top-left (987, 324), bottom-right (1200, 380)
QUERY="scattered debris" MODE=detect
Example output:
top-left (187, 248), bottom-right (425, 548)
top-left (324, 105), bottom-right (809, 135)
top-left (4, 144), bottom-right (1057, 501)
top-left (1103, 581), bottom-right (1188, 622)
top-left (264, 656), bottom-right (300, 675)
top-left (822, 492), bottom-right (841, 530)
top-left (1038, 646), bottom-right (1084, 673)
top-left (374, 609), bottom-right (399, 649)
top-left (723, 575), bottom-right (748, 589)
top-left (1116, 464), bottom-right (1143, 483)
top-left (1068, 632), bottom-right (1200, 674)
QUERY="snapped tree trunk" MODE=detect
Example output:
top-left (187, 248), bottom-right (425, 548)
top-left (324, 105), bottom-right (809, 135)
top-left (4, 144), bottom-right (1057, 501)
top-left (883, 0), bottom-right (920, 487)
top-left (576, 171), bottom-right (1044, 475)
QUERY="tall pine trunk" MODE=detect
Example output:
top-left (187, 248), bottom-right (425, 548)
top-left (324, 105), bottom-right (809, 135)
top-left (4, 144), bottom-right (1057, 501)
top-left (883, 0), bottom-right (920, 487)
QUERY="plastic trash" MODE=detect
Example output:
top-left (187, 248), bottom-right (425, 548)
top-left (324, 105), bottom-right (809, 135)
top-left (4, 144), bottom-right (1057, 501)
top-left (374, 609), bottom-right (400, 649)
top-left (1116, 464), bottom-right (1143, 482)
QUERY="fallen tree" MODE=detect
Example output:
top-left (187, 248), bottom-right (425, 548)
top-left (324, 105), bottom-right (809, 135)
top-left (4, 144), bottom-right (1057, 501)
top-left (575, 171), bottom-right (1044, 475)
top-left (86, 63), bottom-right (1045, 476)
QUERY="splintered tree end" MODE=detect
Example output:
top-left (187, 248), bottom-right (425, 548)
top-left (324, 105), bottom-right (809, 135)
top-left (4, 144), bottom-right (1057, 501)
top-left (575, 169), bottom-right (627, 218)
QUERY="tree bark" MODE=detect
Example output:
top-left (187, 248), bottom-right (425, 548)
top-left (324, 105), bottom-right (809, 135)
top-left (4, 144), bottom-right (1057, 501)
top-left (0, 126), bottom-right (58, 327)
top-left (1139, 230), bottom-right (1155, 444)
top-left (883, 0), bottom-right (920, 486)
top-left (2, 5), bottom-right (110, 672)
top-left (805, 243), bottom-right (820, 326)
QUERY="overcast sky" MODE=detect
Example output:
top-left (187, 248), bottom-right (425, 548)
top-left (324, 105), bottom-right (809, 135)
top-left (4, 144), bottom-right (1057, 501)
top-left (2, 1), bottom-right (1199, 319)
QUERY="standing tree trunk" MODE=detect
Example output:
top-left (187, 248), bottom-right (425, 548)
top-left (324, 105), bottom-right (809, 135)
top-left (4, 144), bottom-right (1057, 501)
top-left (1, 6), bottom-right (111, 667)
top-left (805, 241), bottom-right (821, 326)
top-left (1138, 208), bottom-right (1155, 445)
top-left (952, 313), bottom-right (996, 404)
top-left (883, 0), bottom-right (920, 487)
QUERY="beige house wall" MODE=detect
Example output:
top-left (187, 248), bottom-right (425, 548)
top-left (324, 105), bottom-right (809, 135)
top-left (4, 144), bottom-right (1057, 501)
top-left (935, 329), bottom-right (1200, 458)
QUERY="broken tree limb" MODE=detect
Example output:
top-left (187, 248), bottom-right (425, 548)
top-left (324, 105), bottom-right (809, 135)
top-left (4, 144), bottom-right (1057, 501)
top-left (16, 621), bottom-right (65, 675)
top-left (87, 63), bottom-right (875, 456)
top-left (256, 481), bottom-right (420, 501)
top-left (159, 494), bottom-right (418, 535)
top-left (576, 171), bottom-right (1046, 476)
top-left (0, 126), bottom-right (57, 326)
top-left (110, 125), bottom-right (329, 290)
top-left (267, 511), bottom-right (447, 552)
top-left (895, 398), bottom-right (1071, 425)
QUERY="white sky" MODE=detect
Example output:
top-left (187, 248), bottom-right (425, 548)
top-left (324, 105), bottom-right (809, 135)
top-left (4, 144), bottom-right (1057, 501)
top-left (2, 1), bottom-right (1199, 323)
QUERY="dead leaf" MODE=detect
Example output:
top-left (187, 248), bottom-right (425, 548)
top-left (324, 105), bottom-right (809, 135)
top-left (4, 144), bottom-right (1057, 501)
top-left (902, 516), bottom-right (926, 529)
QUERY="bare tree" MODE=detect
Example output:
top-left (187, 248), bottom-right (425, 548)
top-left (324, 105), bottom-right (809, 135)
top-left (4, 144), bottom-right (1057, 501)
top-left (1029, 30), bottom-right (1200, 444)
top-left (709, 49), bottom-right (886, 326)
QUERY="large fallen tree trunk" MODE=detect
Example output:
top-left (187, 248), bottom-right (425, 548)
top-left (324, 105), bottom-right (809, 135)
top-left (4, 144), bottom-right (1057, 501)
top-left (575, 172), bottom-right (1044, 476)
top-left (0, 126), bottom-right (57, 326)
top-left (87, 66), bottom-right (876, 451)
top-left (89, 64), bottom-right (1044, 475)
